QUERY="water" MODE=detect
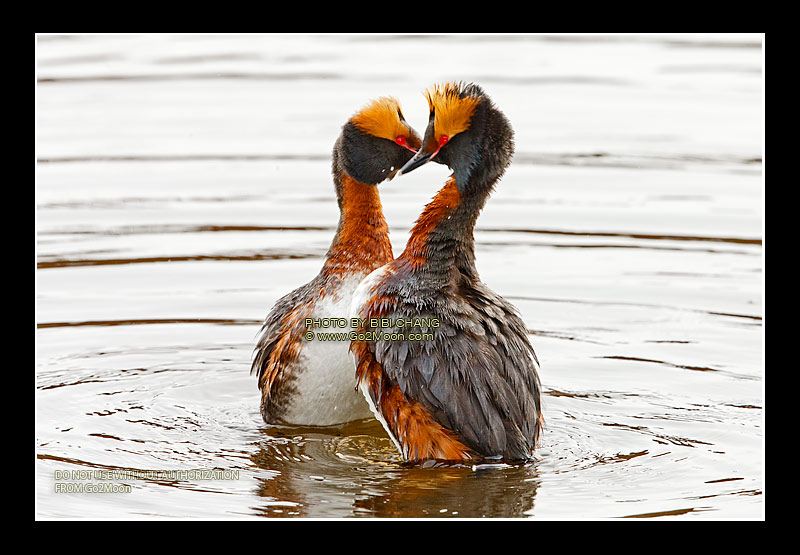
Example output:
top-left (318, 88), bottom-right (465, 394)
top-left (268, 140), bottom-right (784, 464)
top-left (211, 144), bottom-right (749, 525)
top-left (35, 34), bottom-right (764, 519)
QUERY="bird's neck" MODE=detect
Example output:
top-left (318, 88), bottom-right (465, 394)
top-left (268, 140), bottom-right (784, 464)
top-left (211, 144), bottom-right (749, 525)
top-left (322, 172), bottom-right (393, 278)
top-left (398, 176), bottom-right (490, 285)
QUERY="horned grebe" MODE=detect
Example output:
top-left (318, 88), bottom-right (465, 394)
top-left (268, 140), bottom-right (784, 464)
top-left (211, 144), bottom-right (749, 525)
top-left (350, 82), bottom-right (543, 461)
top-left (252, 97), bottom-right (421, 426)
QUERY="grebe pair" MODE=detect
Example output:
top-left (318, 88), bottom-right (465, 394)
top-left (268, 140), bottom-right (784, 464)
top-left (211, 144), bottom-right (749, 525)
top-left (252, 82), bottom-right (543, 463)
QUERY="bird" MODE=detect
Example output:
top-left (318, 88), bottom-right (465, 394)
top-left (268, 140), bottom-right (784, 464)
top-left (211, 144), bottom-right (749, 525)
top-left (251, 96), bottom-right (421, 426)
top-left (349, 82), bottom-right (543, 462)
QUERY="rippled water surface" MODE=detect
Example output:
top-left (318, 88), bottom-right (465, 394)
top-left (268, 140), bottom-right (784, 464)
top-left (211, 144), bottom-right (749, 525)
top-left (35, 34), bottom-right (764, 519)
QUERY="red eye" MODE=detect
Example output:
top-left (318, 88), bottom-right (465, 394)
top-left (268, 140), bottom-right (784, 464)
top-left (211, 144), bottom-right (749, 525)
top-left (439, 135), bottom-right (449, 147)
top-left (395, 136), bottom-right (407, 145)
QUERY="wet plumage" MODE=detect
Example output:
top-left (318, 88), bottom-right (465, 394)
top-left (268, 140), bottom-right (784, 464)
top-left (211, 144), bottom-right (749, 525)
top-left (350, 82), bottom-right (543, 462)
top-left (251, 97), bottom-right (420, 426)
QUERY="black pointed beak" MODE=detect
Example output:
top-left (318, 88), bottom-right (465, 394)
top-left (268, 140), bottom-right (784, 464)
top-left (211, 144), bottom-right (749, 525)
top-left (398, 114), bottom-right (438, 176)
top-left (399, 150), bottom-right (437, 175)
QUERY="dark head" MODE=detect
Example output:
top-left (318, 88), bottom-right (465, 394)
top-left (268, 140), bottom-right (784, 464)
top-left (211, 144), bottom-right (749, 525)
top-left (334, 97), bottom-right (422, 186)
top-left (399, 82), bottom-right (514, 195)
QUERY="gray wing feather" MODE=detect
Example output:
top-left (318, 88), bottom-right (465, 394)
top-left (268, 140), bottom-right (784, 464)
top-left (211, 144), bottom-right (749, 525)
top-left (367, 281), bottom-right (542, 460)
top-left (251, 278), bottom-right (318, 386)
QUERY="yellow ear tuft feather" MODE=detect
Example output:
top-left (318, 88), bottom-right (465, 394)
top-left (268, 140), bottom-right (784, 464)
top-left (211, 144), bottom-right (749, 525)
top-left (350, 97), bottom-right (410, 142)
top-left (424, 82), bottom-right (481, 141)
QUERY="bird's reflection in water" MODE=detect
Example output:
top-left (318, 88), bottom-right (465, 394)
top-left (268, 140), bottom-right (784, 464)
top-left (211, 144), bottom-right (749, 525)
top-left (250, 419), bottom-right (539, 518)
top-left (353, 461), bottom-right (539, 518)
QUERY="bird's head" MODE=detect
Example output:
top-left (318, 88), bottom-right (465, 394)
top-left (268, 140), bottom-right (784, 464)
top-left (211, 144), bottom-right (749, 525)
top-left (337, 97), bottom-right (422, 185)
top-left (399, 81), bottom-right (514, 194)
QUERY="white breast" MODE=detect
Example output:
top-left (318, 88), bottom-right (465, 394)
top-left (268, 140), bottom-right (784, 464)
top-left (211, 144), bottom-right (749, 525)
top-left (279, 275), bottom-right (374, 426)
top-left (349, 264), bottom-right (390, 321)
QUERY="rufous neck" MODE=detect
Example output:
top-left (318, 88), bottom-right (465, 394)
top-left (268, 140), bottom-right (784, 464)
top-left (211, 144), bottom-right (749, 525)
top-left (398, 176), bottom-right (487, 284)
top-left (323, 173), bottom-right (393, 277)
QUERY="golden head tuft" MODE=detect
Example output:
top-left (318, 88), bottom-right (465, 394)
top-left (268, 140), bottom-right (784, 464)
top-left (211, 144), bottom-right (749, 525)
top-left (350, 97), bottom-right (411, 143)
top-left (424, 82), bottom-right (482, 141)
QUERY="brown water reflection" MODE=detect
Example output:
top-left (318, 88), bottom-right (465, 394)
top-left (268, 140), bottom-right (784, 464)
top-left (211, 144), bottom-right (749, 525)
top-left (250, 420), bottom-right (541, 518)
